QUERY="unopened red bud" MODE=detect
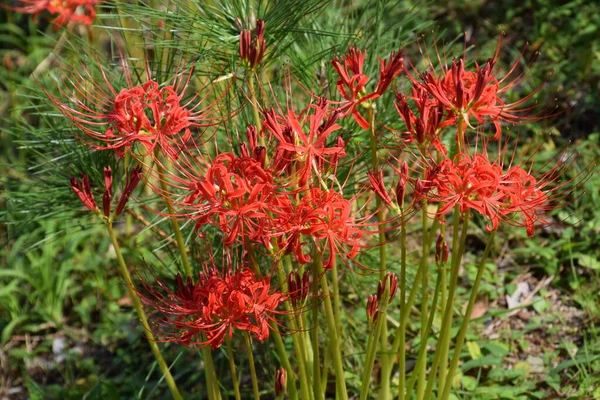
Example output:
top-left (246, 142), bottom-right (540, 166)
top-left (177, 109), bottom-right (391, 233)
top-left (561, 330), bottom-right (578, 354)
top-left (275, 368), bottom-right (286, 397)
top-left (367, 294), bottom-right (379, 323)
top-left (246, 125), bottom-right (258, 151)
top-left (387, 273), bottom-right (398, 303)
top-left (70, 173), bottom-right (98, 213)
top-left (115, 167), bottom-right (142, 215)
top-left (240, 142), bottom-right (250, 157)
top-left (254, 146), bottom-right (266, 167)
top-left (102, 166), bottom-right (113, 217)
top-left (435, 234), bottom-right (449, 263)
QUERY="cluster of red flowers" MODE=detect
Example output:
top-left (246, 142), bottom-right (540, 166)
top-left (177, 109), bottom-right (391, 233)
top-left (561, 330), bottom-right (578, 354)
top-left (62, 19), bottom-right (574, 358)
top-left (13, 0), bottom-right (99, 30)
top-left (420, 152), bottom-right (549, 236)
top-left (142, 267), bottom-right (283, 349)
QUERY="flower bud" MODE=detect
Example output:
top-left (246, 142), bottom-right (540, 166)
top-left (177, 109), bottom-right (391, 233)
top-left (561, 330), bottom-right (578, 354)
top-left (366, 294), bottom-right (379, 323)
top-left (435, 234), bottom-right (449, 264)
top-left (275, 368), bottom-right (286, 397)
top-left (102, 166), bottom-right (113, 217)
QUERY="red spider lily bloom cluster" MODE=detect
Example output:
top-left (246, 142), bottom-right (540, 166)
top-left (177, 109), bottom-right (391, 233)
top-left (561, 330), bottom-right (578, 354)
top-left (48, 62), bottom-right (220, 160)
top-left (421, 152), bottom-right (554, 236)
top-left (141, 268), bottom-right (284, 349)
top-left (331, 46), bottom-right (404, 128)
top-left (13, 0), bottom-right (99, 30)
top-left (240, 19), bottom-right (266, 70)
top-left (403, 36), bottom-right (548, 143)
top-left (70, 166), bottom-right (142, 217)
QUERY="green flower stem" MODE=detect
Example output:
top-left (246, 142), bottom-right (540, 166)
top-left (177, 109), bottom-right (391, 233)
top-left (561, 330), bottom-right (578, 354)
top-left (225, 337), bottom-right (242, 400)
top-left (416, 205), bottom-right (430, 399)
top-left (439, 232), bottom-right (496, 400)
top-left (275, 257), bottom-right (311, 400)
top-left (316, 252), bottom-right (349, 400)
top-left (270, 324), bottom-right (299, 400)
top-left (405, 262), bottom-right (443, 397)
top-left (244, 333), bottom-right (261, 400)
top-left (247, 73), bottom-right (264, 145)
top-left (368, 107), bottom-right (392, 400)
top-left (201, 346), bottom-right (221, 400)
top-left (392, 219), bottom-right (440, 357)
top-left (360, 295), bottom-right (389, 400)
top-left (311, 257), bottom-right (324, 400)
top-left (155, 156), bottom-right (193, 278)
top-left (423, 210), bottom-right (469, 400)
top-left (397, 206), bottom-right (408, 400)
top-left (105, 222), bottom-right (183, 400)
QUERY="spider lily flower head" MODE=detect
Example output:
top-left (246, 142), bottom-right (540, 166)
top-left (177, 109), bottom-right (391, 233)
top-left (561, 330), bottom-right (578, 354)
top-left (409, 35), bottom-right (551, 141)
top-left (47, 59), bottom-right (222, 160)
top-left (70, 166), bottom-right (142, 218)
top-left (276, 188), bottom-right (365, 269)
top-left (423, 145), bottom-right (582, 237)
top-left (263, 101), bottom-right (346, 187)
top-left (11, 0), bottom-right (99, 30)
top-left (172, 152), bottom-right (283, 249)
top-left (239, 19), bottom-right (266, 70)
top-left (140, 266), bottom-right (284, 349)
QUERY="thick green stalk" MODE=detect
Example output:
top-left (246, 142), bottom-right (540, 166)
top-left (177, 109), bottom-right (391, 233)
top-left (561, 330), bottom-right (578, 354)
top-left (439, 232), bottom-right (496, 400)
top-left (405, 269), bottom-right (443, 396)
top-left (397, 206), bottom-right (408, 400)
top-left (201, 346), bottom-right (221, 400)
top-left (155, 157), bottom-right (193, 278)
top-left (105, 222), bottom-right (183, 400)
top-left (225, 337), bottom-right (242, 400)
top-left (271, 325), bottom-right (299, 400)
top-left (244, 333), bottom-right (261, 400)
top-left (317, 256), bottom-right (349, 400)
top-left (368, 108), bottom-right (392, 400)
top-left (275, 258), bottom-right (311, 400)
top-left (416, 206), bottom-right (430, 398)
top-left (311, 257), bottom-right (324, 400)
top-left (423, 211), bottom-right (469, 400)
top-left (360, 306), bottom-right (387, 400)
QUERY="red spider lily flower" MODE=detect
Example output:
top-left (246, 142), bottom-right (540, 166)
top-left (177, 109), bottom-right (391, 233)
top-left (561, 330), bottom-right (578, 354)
top-left (395, 89), bottom-right (447, 154)
top-left (240, 19), bottom-right (266, 69)
top-left (277, 188), bottom-right (365, 269)
top-left (410, 36), bottom-right (549, 141)
top-left (47, 60), bottom-right (222, 160)
top-left (140, 267), bottom-right (284, 349)
top-left (331, 46), bottom-right (378, 128)
top-left (70, 166), bottom-right (142, 217)
top-left (12, 0), bottom-right (99, 30)
top-left (423, 147), bottom-right (579, 237)
top-left (264, 101), bottom-right (346, 187)
top-left (368, 161), bottom-right (409, 210)
top-left (173, 152), bottom-right (283, 248)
